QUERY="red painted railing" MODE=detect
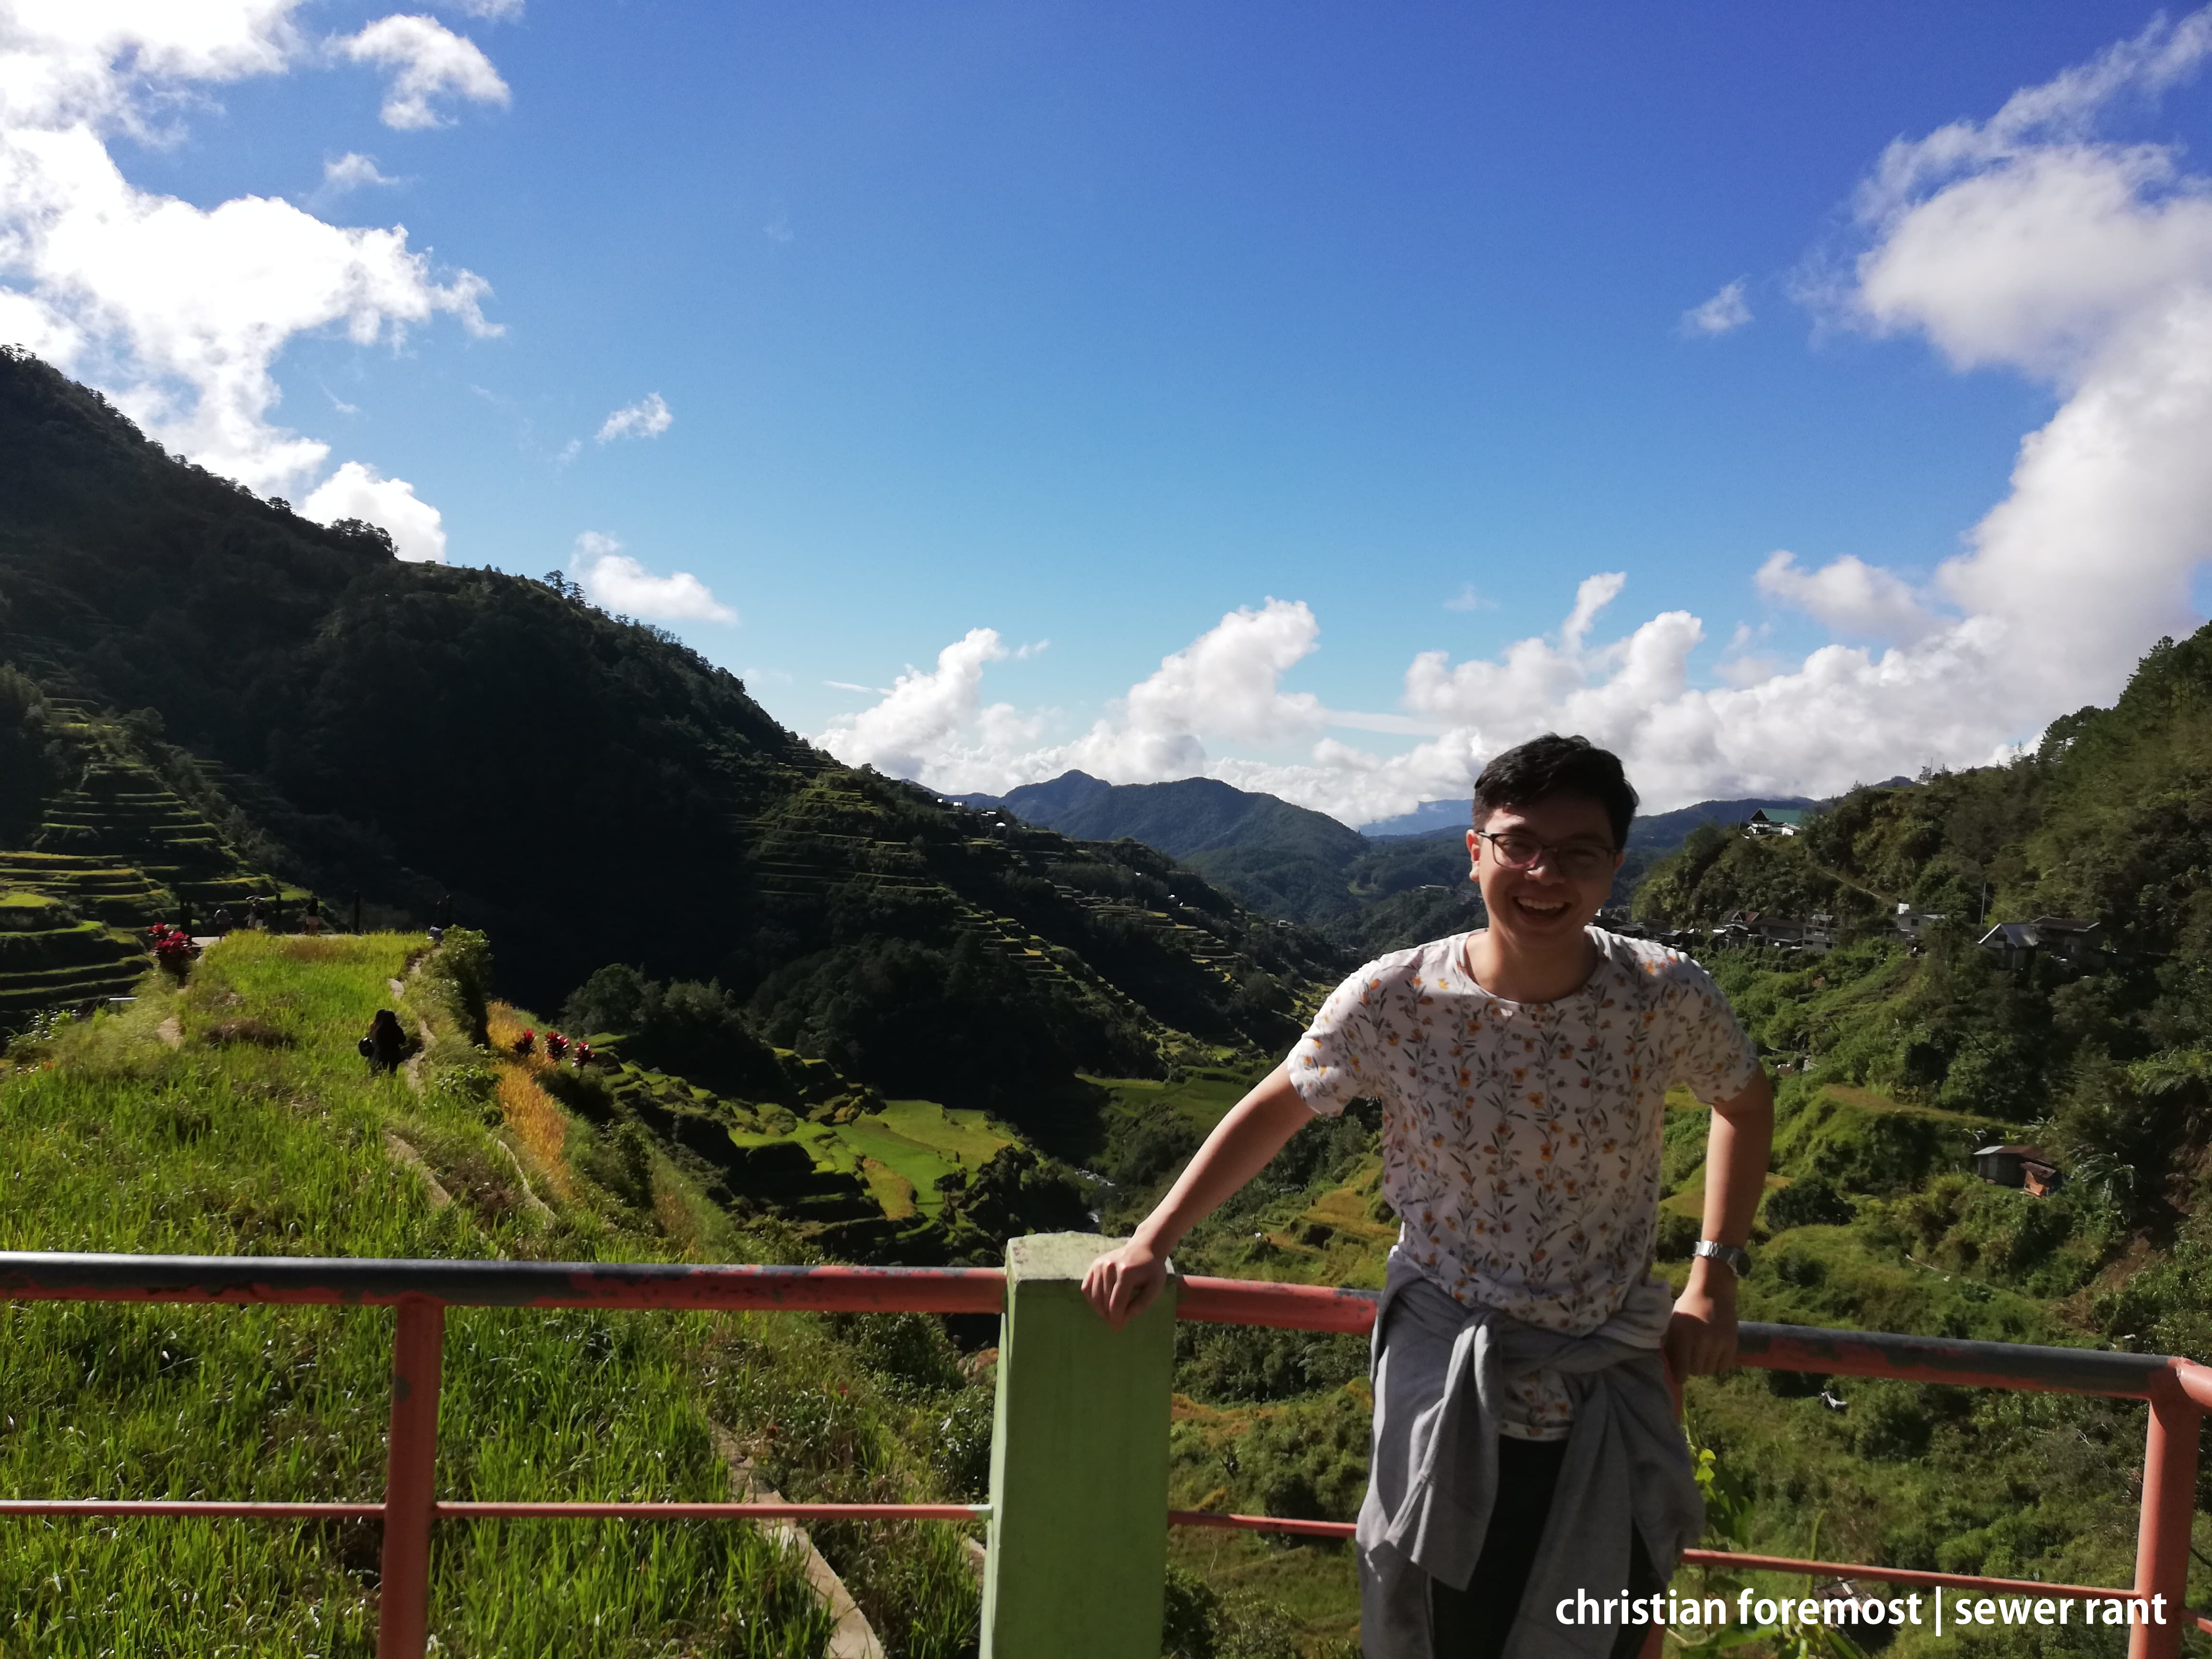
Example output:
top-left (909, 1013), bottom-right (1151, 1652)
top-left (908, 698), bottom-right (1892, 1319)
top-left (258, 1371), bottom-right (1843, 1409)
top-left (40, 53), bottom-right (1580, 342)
top-left (1, 1251), bottom-right (2205, 1658)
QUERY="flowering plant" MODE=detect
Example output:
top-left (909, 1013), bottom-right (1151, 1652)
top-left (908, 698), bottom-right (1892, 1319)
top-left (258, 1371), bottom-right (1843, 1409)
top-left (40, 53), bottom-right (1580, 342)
top-left (146, 923), bottom-right (197, 971)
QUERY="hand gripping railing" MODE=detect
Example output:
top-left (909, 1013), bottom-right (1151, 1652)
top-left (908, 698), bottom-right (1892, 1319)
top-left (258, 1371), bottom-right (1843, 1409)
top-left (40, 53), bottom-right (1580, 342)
top-left (1, 1248), bottom-right (2206, 1659)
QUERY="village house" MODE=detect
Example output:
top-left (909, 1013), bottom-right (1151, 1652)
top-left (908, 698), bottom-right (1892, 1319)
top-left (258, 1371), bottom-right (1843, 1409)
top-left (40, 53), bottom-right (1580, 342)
top-left (1972, 1142), bottom-right (2064, 1197)
top-left (1975, 915), bottom-right (2106, 972)
top-left (1743, 807), bottom-right (1807, 837)
top-left (1893, 902), bottom-right (1945, 941)
top-left (1714, 910), bottom-right (1830, 952)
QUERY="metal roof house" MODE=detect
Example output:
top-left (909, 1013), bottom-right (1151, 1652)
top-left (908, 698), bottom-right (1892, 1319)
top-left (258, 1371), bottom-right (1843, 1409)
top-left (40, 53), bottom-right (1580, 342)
top-left (1973, 1143), bottom-right (2064, 1197)
top-left (1743, 808), bottom-right (1807, 837)
top-left (1976, 916), bottom-right (2106, 971)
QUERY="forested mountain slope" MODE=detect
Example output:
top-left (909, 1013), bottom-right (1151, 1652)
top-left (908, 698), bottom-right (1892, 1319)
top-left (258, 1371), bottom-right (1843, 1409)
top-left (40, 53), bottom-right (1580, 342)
top-left (1635, 625), bottom-right (2212, 1236)
top-left (0, 349), bottom-right (1339, 1114)
top-left (960, 769), bottom-right (1481, 946)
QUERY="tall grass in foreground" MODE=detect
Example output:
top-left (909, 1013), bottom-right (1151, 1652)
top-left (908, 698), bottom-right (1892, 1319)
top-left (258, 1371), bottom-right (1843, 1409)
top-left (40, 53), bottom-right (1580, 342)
top-left (0, 934), bottom-right (836, 1656)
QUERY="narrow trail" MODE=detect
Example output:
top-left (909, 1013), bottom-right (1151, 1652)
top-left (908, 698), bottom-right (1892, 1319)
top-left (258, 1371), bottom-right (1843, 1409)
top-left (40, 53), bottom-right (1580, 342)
top-left (384, 1132), bottom-right (454, 1209)
top-left (710, 1428), bottom-right (886, 1659)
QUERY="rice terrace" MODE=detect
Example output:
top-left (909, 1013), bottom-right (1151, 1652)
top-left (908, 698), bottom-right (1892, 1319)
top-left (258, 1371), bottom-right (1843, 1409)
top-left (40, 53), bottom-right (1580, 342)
top-left (10, 3), bottom-right (2212, 1656)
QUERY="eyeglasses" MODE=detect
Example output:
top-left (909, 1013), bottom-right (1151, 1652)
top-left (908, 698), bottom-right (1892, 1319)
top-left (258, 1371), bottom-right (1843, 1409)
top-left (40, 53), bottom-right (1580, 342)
top-left (1474, 830), bottom-right (1619, 882)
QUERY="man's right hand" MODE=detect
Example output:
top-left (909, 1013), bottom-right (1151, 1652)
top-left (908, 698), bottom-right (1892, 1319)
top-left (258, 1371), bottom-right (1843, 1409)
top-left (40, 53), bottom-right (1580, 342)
top-left (1082, 1237), bottom-right (1170, 1328)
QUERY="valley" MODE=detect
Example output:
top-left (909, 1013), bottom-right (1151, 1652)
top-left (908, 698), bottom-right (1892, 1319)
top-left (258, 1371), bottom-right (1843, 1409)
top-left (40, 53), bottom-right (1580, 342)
top-left (7, 340), bottom-right (2212, 1654)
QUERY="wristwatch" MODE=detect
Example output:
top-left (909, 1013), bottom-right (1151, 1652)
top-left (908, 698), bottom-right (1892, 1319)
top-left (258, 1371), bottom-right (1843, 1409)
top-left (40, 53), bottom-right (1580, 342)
top-left (1692, 1239), bottom-right (1752, 1277)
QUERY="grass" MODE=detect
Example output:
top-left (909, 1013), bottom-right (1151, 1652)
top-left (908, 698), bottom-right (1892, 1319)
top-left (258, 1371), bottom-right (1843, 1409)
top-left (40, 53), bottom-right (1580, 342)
top-left (835, 1102), bottom-right (1012, 1216)
top-left (1082, 1068), bottom-right (1256, 1136)
top-left (0, 934), bottom-right (991, 1657)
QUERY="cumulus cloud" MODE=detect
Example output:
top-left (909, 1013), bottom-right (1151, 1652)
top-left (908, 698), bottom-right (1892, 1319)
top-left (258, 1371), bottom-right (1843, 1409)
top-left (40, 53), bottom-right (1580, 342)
top-left (1681, 278), bottom-right (1753, 336)
top-left (0, 1), bottom-right (500, 515)
top-left (321, 152), bottom-right (400, 194)
top-left (336, 14), bottom-right (509, 131)
top-left (1755, 551), bottom-right (1938, 642)
top-left (817, 600), bottom-right (1476, 819)
top-left (817, 629), bottom-right (1030, 780)
top-left (812, 10), bottom-right (2212, 824)
top-left (596, 392), bottom-right (673, 443)
top-left (302, 460), bottom-right (446, 562)
top-left (572, 531), bottom-right (736, 624)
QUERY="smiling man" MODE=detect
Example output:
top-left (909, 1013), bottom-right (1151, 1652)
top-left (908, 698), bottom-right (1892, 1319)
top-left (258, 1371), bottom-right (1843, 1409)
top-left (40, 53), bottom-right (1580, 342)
top-left (1084, 733), bottom-right (1774, 1659)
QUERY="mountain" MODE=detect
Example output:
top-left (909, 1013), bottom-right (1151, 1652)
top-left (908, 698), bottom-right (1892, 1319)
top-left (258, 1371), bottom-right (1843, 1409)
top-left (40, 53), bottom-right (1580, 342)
top-left (967, 770), bottom-right (1367, 862)
top-left (1624, 795), bottom-right (1820, 851)
top-left (956, 771), bottom-right (1479, 946)
top-left (0, 349), bottom-right (1343, 1116)
top-left (1365, 795), bottom-right (1821, 849)
top-left (1358, 798), bottom-right (1475, 838)
top-left (962, 768), bottom-right (1828, 948)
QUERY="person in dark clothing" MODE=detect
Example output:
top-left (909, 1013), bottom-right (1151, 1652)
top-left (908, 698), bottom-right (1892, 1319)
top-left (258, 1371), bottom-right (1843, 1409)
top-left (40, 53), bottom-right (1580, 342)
top-left (362, 1009), bottom-right (409, 1075)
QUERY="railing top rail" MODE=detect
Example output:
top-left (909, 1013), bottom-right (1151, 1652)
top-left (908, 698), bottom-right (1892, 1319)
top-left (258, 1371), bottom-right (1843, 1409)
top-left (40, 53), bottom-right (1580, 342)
top-left (1737, 1322), bottom-right (2176, 1399)
top-left (0, 1251), bottom-right (1007, 1316)
top-left (0, 1252), bottom-right (2187, 1397)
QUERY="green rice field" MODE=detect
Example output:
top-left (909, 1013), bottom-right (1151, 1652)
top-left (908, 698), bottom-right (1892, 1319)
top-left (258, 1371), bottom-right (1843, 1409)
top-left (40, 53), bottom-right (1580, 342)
top-left (0, 933), bottom-right (985, 1657)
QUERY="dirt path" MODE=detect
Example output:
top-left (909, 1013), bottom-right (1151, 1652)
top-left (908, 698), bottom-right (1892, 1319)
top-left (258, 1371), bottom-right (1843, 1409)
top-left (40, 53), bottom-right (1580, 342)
top-left (384, 1133), bottom-right (454, 1209)
top-left (711, 1428), bottom-right (885, 1659)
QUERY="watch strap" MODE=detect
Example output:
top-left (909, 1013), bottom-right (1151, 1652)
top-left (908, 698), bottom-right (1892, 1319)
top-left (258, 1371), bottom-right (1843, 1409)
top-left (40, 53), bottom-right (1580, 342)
top-left (1693, 1239), bottom-right (1752, 1276)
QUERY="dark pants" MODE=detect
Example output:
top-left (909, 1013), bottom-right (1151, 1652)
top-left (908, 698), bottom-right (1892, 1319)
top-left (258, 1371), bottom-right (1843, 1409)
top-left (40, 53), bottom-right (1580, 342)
top-left (1428, 1436), bottom-right (1661, 1659)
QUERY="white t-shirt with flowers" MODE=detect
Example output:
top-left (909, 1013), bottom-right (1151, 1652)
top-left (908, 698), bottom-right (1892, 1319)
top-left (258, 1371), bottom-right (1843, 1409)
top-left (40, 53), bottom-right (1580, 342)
top-left (1290, 927), bottom-right (1761, 1438)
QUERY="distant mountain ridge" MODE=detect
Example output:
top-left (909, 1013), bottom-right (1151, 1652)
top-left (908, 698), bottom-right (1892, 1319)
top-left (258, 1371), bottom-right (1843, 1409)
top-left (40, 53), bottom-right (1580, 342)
top-left (1363, 794), bottom-right (1824, 848)
top-left (956, 769), bottom-right (1830, 943)
top-left (956, 771), bottom-right (1367, 862)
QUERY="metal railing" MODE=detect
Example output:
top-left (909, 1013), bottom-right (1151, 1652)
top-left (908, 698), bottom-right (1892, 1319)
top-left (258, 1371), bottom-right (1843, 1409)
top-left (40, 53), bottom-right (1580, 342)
top-left (1, 1250), bottom-right (2206, 1658)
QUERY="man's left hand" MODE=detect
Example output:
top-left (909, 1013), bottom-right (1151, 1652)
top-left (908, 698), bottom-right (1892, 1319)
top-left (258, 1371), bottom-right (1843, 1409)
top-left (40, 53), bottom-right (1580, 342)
top-left (1665, 1263), bottom-right (1739, 1377)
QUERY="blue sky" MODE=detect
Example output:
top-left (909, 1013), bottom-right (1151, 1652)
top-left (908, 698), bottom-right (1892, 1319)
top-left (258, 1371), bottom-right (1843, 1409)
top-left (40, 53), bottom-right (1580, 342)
top-left (6, 2), bottom-right (2211, 818)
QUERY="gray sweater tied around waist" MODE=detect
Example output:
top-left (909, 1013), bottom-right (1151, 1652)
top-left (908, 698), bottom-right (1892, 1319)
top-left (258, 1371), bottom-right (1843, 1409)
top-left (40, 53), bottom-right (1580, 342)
top-left (1356, 1253), bottom-right (1705, 1659)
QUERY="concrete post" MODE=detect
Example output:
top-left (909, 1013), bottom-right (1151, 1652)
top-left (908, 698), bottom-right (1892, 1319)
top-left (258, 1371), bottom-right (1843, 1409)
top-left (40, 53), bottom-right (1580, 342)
top-left (980, 1234), bottom-right (1176, 1659)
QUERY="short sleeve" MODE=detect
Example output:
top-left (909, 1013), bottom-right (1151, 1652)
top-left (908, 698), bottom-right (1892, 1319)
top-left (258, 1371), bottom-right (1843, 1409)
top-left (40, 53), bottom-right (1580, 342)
top-left (1289, 964), bottom-right (1391, 1118)
top-left (1660, 958), bottom-right (1762, 1104)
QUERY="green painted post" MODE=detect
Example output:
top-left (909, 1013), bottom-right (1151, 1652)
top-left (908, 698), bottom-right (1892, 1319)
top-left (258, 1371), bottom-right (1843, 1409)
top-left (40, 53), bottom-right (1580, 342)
top-left (980, 1233), bottom-right (1176, 1659)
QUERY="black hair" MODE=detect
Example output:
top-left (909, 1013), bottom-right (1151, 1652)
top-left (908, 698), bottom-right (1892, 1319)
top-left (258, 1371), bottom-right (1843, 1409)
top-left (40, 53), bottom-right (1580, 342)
top-left (1472, 733), bottom-right (1638, 848)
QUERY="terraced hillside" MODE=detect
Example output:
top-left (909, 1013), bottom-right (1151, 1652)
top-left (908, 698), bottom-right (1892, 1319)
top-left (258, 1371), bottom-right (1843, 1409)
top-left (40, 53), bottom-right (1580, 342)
top-left (0, 349), bottom-right (1341, 1115)
top-left (0, 696), bottom-right (284, 1023)
top-left (0, 887), bottom-right (144, 1018)
top-left (0, 932), bottom-right (1027, 1658)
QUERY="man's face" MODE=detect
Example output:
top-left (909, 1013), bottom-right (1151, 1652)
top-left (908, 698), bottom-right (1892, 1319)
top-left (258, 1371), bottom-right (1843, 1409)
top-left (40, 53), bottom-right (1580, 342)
top-left (1464, 792), bottom-right (1623, 946)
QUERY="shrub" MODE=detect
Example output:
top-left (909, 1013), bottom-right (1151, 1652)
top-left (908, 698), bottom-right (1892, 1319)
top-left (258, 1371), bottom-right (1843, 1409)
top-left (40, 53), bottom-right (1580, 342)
top-left (1765, 1174), bottom-right (1855, 1232)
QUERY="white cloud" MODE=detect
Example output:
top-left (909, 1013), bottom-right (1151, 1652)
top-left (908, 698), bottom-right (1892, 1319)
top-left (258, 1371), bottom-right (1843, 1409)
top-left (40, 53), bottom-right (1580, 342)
top-left (322, 152), bottom-right (399, 193)
top-left (336, 14), bottom-right (509, 132)
top-left (817, 629), bottom-right (1020, 780)
top-left (595, 392), bottom-right (673, 443)
top-left (1681, 278), bottom-right (1753, 337)
top-left (1846, 5), bottom-right (2212, 703)
top-left (302, 459), bottom-right (445, 562)
top-left (1755, 550), bottom-right (1938, 642)
top-left (440, 0), bottom-right (523, 18)
top-left (1561, 572), bottom-right (1626, 651)
top-left (572, 531), bottom-right (736, 624)
top-left (0, 0), bottom-right (498, 515)
top-left (816, 600), bottom-right (1476, 820)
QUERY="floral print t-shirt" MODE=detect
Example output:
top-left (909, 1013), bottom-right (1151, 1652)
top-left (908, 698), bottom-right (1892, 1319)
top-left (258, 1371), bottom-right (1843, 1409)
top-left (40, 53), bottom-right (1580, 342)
top-left (1291, 927), bottom-right (1760, 1439)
